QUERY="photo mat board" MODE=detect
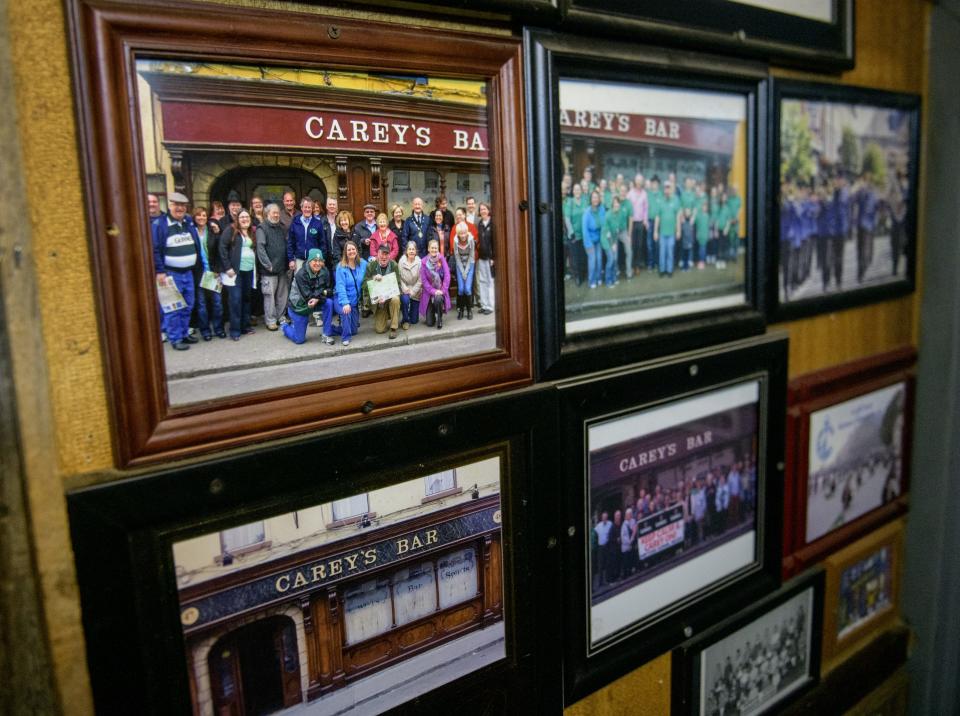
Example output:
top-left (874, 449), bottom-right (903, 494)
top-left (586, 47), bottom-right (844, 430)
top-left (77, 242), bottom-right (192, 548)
top-left (782, 346), bottom-right (914, 576)
top-left (557, 332), bottom-right (787, 702)
top-left (66, 388), bottom-right (563, 715)
top-left (671, 570), bottom-right (825, 716)
top-left (559, 0), bottom-right (854, 71)
top-left (525, 29), bottom-right (767, 379)
top-left (821, 518), bottom-right (904, 667)
top-left (66, 0), bottom-right (532, 466)
top-left (770, 80), bottom-right (920, 321)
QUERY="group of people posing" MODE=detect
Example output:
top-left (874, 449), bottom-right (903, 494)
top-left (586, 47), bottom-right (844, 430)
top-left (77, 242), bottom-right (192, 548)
top-left (562, 167), bottom-right (742, 289)
top-left (150, 190), bottom-right (495, 350)
top-left (779, 164), bottom-right (910, 299)
top-left (591, 459), bottom-right (757, 589)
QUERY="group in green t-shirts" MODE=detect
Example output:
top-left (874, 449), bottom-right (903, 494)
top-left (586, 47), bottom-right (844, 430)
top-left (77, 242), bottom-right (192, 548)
top-left (561, 168), bottom-right (743, 285)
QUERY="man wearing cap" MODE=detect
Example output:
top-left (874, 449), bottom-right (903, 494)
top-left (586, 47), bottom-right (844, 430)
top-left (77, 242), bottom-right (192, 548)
top-left (401, 196), bottom-right (430, 256)
top-left (352, 203), bottom-right (379, 260)
top-left (362, 244), bottom-right (402, 339)
top-left (287, 196), bottom-right (327, 272)
top-left (152, 191), bottom-right (202, 351)
top-left (281, 248), bottom-right (333, 345)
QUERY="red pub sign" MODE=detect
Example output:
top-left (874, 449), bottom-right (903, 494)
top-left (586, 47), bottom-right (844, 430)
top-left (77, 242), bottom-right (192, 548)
top-left (559, 108), bottom-right (737, 155)
top-left (160, 101), bottom-right (490, 161)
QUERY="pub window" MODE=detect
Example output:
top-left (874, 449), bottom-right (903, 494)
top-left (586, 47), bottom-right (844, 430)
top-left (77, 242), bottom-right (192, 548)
top-left (437, 548), bottom-right (478, 609)
top-left (456, 172), bottom-right (471, 192)
top-left (424, 170), bottom-right (440, 192)
top-left (392, 561), bottom-right (437, 626)
top-left (391, 170), bottom-right (411, 191)
top-left (332, 494), bottom-right (369, 521)
top-left (146, 173), bottom-right (167, 211)
top-left (424, 469), bottom-right (456, 497)
top-left (343, 577), bottom-right (392, 646)
top-left (220, 521), bottom-right (265, 555)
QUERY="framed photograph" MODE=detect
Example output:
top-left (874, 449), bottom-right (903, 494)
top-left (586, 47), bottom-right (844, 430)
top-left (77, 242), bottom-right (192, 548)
top-left (67, 387), bottom-right (563, 715)
top-left (672, 570), bottom-right (825, 716)
top-left (770, 80), bottom-right (921, 321)
top-left (782, 346), bottom-right (914, 576)
top-left (559, 0), bottom-right (854, 71)
top-left (65, 0), bottom-right (533, 466)
top-left (556, 333), bottom-right (788, 701)
top-left (821, 518), bottom-right (904, 669)
top-left (525, 30), bottom-right (767, 379)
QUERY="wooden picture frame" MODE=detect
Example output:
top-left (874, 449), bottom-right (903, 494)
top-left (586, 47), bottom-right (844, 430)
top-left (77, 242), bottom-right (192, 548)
top-left (782, 346), bottom-right (914, 577)
top-left (821, 518), bottom-right (904, 670)
top-left (65, 0), bottom-right (533, 466)
top-left (525, 29), bottom-right (767, 380)
top-left (67, 387), bottom-right (563, 715)
top-left (671, 570), bottom-right (825, 716)
top-left (556, 332), bottom-right (788, 702)
top-left (559, 0), bottom-right (854, 71)
top-left (769, 80), bottom-right (921, 322)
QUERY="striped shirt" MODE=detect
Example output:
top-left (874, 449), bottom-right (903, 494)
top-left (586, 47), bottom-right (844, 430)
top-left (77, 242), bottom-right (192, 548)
top-left (162, 218), bottom-right (196, 270)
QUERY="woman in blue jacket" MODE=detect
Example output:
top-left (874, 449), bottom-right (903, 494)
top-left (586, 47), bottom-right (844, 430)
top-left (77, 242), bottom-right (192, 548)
top-left (582, 189), bottom-right (605, 289)
top-left (323, 240), bottom-right (367, 346)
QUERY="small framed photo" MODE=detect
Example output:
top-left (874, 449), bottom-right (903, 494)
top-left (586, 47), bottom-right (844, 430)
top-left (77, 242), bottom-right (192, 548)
top-left (770, 80), bottom-right (921, 321)
top-left (67, 389), bottom-right (563, 715)
top-left (66, 0), bottom-right (533, 466)
top-left (557, 333), bottom-right (788, 701)
top-left (821, 518), bottom-right (904, 669)
top-left (559, 1), bottom-right (854, 71)
top-left (783, 347), bottom-right (914, 576)
top-left (672, 570), bottom-right (825, 716)
top-left (525, 30), bottom-right (767, 379)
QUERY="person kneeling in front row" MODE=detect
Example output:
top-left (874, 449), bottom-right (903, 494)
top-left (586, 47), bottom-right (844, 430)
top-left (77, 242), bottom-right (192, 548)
top-left (363, 243), bottom-right (402, 340)
top-left (281, 248), bottom-right (332, 345)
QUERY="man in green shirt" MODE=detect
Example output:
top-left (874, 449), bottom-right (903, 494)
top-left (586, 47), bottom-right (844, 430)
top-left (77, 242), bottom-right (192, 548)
top-left (655, 181), bottom-right (682, 277)
top-left (646, 177), bottom-right (663, 272)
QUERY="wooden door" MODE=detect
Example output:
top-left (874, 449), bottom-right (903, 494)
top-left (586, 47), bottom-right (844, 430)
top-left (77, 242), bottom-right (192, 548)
top-left (209, 642), bottom-right (244, 716)
top-left (348, 162), bottom-right (374, 219)
top-left (275, 620), bottom-right (303, 708)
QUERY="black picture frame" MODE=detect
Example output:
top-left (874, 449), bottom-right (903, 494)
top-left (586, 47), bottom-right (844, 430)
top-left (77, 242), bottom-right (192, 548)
top-left (67, 387), bottom-right (562, 716)
top-left (525, 29), bottom-right (768, 380)
top-left (671, 569), bottom-right (825, 716)
top-left (768, 80), bottom-right (921, 322)
top-left (559, 0), bottom-right (854, 71)
top-left (556, 333), bottom-right (787, 702)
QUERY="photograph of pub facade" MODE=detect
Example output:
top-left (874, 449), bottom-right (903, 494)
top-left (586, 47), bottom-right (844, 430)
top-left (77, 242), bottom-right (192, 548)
top-left (172, 458), bottom-right (503, 716)
top-left (137, 60), bottom-right (490, 226)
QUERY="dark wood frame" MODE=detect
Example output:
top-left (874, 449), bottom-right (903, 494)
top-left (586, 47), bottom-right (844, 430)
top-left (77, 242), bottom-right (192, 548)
top-left (65, 0), bottom-right (533, 466)
top-left (524, 29), bottom-right (768, 380)
top-left (66, 386), bottom-right (563, 715)
top-left (671, 570), bottom-right (825, 716)
top-left (821, 517), bottom-right (904, 670)
top-left (556, 333), bottom-right (788, 702)
top-left (559, 0), bottom-right (854, 71)
top-left (782, 346), bottom-right (914, 577)
top-left (768, 80), bottom-right (921, 322)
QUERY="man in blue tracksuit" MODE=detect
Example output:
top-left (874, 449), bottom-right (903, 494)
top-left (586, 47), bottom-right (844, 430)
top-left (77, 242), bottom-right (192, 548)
top-left (854, 169), bottom-right (878, 282)
top-left (152, 191), bottom-right (202, 351)
top-left (286, 196), bottom-right (328, 272)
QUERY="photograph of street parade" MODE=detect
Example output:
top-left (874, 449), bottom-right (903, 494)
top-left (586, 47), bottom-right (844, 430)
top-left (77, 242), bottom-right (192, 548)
top-left (137, 59), bottom-right (498, 405)
top-left (804, 382), bottom-right (906, 544)
top-left (836, 544), bottom-right (893, 640)
top-left (776, 89), bottom-right (918, 309)
top-left (697, 585), bottom-right (815, 716)
top-left (557, 78), bottom-right (750, 335)
top-left (171, 457), bottom-right (504, 716)
top-left (587, 381), bottom-right (762, 646)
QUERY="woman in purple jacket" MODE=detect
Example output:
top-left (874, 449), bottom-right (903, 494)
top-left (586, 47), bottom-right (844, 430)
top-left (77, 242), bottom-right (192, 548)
top-left (419, 238), bottom-right (451, 329)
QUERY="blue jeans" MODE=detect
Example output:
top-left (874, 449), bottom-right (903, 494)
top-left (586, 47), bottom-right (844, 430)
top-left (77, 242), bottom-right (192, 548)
top-left (281, 307), bottom-right (311, 344)
top-left (324, 299), bottom-right (359, 341)
top-left (659, 235), bottom-right (675, 275)
top-left (226, 270), bottom-right (252, 338)
top-left (585, 242), bottom-right (601, 285)
top-left (400, 294), bottom-right (420, 325)
top-left (194, 286), bottom-right (223, 338)
top-left (162, 269), bottom-right (195, 344)
top-left (645, 227), bottom-right (657, 269)
top-left (604, 245), bottom-right (618, 285)
top-left (457, 264), bottom-right (475, 297)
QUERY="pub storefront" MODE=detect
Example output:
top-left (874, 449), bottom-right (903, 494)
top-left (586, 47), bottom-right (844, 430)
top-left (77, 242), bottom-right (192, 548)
top-left (178, 496), bottom-right (503, 716)
top-left (138, 64), bottom-right (491, 218)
